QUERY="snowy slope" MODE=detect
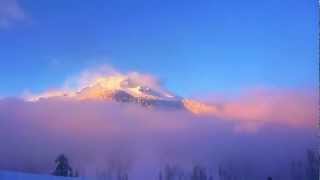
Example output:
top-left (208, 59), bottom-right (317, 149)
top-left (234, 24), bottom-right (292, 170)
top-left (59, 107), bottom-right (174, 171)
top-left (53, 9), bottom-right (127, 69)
top-left (0, 171), bottom-right (79, 180)
top-left (75, 76), bottom-right (179, 101)
top-left (28, 75), bottom-right (218, 114)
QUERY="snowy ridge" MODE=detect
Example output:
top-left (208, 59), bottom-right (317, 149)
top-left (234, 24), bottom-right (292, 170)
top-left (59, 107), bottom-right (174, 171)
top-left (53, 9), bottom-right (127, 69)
top-left (28, 75), bottom-right (218, 114)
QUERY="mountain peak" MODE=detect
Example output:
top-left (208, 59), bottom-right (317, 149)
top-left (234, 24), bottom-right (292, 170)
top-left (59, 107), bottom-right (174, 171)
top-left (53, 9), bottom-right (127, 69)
top-left (26, 74), bottom-right (218, 115)
top-left (76, 75), bottom-right (178, 101)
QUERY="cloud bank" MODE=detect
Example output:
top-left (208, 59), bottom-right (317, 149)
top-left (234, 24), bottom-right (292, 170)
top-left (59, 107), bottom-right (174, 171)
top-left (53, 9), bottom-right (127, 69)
top-left (0, 67), bottom-right (317, 179)
top-left (212, 89), bottom-right (317, 131)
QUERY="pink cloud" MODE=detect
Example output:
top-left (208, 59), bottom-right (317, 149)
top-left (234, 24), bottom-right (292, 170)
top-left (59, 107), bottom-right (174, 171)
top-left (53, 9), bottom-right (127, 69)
top-left (210, 88), bottom-right (317, 131)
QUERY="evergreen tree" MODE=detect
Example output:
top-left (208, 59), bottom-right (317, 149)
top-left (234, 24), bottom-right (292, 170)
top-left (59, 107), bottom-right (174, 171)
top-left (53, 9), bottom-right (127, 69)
top-left (53, 154), bottom-right (73, 177)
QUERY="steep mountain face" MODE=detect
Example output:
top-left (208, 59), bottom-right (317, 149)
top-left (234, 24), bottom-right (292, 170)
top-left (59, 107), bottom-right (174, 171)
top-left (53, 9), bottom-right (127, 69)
top-left (31, 76), bottom-right (218, 114)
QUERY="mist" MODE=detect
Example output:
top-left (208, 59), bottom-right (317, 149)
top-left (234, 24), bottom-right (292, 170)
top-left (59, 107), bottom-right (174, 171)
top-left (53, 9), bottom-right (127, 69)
top-left (0, 89), bottom-right (317, 179)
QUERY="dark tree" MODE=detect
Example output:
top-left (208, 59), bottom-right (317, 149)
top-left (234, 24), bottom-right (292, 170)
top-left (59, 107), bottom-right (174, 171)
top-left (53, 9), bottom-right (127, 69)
top-left (74, 170), bottom-right (79, 177)
top-left (306, 149), bottom-right (320, 180)
top-left (159, 171), bottom-right (163, 180)
top-left (161, 164), bottom-right (184, 180)
top-left (191, 165), bottom-right (207, 180)
top-left (218, 164), bottom-right (233, 180)
top-left (290, 160), bottom-right (303, 180)
top-left (53, 154), bottom-right (73, 177)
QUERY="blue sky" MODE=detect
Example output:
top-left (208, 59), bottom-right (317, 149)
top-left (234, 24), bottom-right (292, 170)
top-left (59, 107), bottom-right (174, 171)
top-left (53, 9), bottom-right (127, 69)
top-left (0, 0), bottom-right (317, 97)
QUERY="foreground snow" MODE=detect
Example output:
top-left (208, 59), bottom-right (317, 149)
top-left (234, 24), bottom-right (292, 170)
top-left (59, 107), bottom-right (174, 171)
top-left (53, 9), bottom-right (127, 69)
top-left (0, 171), bottom-right (79, 180)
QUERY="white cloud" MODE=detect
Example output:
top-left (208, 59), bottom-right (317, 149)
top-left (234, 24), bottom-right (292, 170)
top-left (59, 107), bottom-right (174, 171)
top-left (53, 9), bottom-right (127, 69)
top-left (0, 0), bottom-right (27, 28)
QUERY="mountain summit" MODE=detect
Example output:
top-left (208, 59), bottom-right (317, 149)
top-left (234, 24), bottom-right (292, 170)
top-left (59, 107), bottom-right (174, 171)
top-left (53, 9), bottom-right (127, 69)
top-left (29, 75), bottom-right (218, 114)
top-left (75, 76), bottom-right (185, 109)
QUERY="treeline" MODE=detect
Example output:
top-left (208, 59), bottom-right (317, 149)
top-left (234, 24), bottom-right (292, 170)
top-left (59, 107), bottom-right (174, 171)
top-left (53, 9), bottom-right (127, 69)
top-left (159, 165), bottom-right (212, 180)
top-left (52, 148), bottom-right (319, 180)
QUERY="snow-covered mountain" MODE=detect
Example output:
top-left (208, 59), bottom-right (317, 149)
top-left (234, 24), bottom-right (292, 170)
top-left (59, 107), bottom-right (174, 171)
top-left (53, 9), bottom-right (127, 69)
top-left (30, 76), bottom-right (218, 114)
